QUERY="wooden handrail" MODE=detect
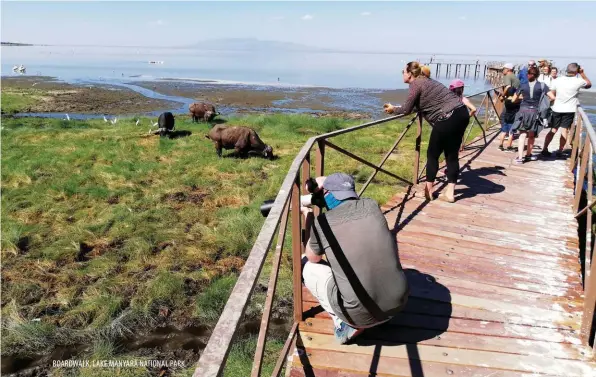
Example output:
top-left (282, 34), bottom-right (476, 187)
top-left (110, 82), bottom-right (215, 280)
top-left (194, 87), bottom-right (507, 377)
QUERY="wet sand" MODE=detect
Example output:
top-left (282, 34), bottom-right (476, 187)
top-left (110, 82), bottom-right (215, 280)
top-left (1, 76), bottom-right (180, 115)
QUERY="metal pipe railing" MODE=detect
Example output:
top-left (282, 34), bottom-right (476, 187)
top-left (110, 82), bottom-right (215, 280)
top-left (193, 86), bottom-right (506, 377)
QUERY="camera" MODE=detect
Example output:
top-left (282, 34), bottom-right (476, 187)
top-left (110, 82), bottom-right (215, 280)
top-left (259, 177), bottom-right (327, 218)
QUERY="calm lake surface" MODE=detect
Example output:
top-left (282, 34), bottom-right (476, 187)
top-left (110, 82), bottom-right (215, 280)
top-left (4, 45), bottom-right (595, 92)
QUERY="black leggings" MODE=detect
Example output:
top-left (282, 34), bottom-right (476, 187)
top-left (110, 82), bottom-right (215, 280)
top-left (426, 106), bottom-right (470, 184)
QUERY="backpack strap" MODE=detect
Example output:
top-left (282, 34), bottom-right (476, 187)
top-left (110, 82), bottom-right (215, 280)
top-left (316, 213), bottom-right (389, 322)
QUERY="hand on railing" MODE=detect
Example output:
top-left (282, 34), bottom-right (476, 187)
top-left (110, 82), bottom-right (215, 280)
top-left (383, 103), bottom-right (401, 114)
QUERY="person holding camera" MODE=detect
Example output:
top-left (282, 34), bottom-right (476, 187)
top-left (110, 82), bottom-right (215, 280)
top-left (383, 61), bottom-right (470, 203)
top-left (300, 173), bottom-right (409, 344)
top-left (542, 63), bottom-right (592, 157)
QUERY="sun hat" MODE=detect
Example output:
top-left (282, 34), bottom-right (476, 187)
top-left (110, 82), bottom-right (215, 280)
top-left (449, 79), bottom-right (465, 90)
top-left (502, 63), bottom-right (514, 70)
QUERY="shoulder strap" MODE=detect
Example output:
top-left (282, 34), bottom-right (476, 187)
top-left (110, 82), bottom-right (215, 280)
top-left (317, 213), bottom-right (389, 322)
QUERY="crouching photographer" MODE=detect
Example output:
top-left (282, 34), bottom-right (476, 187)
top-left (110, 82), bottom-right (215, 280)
top-left (300, 173), bottom-right (409, 344)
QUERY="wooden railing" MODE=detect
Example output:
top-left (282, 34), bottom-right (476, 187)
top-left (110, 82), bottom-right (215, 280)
top-left (193, 87), bottom-right (507, 377)
top-left (568, 106), bottom-right (596, 347)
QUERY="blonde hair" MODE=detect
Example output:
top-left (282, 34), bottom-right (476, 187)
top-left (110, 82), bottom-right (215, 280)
top-left (406, 61), bottom-right (424, 79)
top-left (421, 65), bottom-right (431, 78)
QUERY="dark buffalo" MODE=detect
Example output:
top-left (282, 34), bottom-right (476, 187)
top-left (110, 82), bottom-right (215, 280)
top-left (205, 125), bottom-right (273, 159)
top-left (157, 112), bottom-right (175, 136)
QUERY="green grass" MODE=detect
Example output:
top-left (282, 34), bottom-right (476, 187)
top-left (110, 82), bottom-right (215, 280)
top-left (1, 111), bottom-right (480, 372)
top-left (1, 91), bottom-right (39, 113)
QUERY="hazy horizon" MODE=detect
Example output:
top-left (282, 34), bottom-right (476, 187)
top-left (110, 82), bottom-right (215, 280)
top-left (2, 1), bottom-right (593, 57)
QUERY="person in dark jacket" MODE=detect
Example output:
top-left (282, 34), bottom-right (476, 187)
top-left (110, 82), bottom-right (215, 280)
top-left (384, 61), bottom-right (469, 203)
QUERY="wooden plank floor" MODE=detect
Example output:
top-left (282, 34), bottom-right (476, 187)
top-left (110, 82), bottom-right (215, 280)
top-left (288, 129), bottom-right (596, 377)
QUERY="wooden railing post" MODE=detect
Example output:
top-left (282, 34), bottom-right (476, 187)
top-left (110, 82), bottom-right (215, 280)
top-left (291, 176), bottom-right (303, 322)
top-left (581, 142), bottom-right (596, 345)
top-left (573, 140), bottom-right (589, 213)
top-left (413, 114), bottom-right (423, 185)
top-left (314, 140), bottom-right (325, 217)
top-left (301, 153), bottom-right (311, 250)
top-left (570, 115), bottom-right (582, 172)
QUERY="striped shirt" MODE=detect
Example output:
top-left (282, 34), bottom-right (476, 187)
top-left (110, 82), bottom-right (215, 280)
top-left (394, 78), bottom-right (464, 124)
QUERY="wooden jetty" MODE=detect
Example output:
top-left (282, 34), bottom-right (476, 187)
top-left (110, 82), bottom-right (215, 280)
top-left (194, 88), bottom-right (596, 377)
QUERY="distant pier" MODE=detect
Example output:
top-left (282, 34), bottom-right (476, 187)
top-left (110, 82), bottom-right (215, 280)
top-left (421, 58), bottom-right (511, 86)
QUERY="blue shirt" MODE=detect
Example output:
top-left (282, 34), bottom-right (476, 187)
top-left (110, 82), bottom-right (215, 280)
top-left (518, 67), bottom-right (529, 85)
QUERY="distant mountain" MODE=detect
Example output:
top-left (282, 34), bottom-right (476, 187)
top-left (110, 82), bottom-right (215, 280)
top-left (185, 38), bottom-right (329, 52)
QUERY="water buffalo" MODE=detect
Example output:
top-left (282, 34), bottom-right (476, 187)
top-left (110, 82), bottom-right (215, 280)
top-left (189, 102), bottom-right (220, 123)
top-left (205, 125), bottom-right (273, 159)
top-left (157, 112), bottom-right (175, 136)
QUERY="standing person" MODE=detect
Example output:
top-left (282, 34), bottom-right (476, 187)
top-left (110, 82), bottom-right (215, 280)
top-left (550, 67), bottom-right (559, 80)
top-left (542, 63), bottom-right (592, 157)
top-left (449, 79), bottom-right (477, 116)
top-left (499, 63), bottom-right (520, 101)
top-left (498, 86), bottom-right (521, 152)
top-left (511, 66), bottom-right (549, 164)
top-left (301, 173), bottom-right (409, 344)
top-left (384, 62), bottom-right (469, 203)
top-left (518, 60), bottom-right (537, 85)
top-left (538, 65), bottom-right (554, 86)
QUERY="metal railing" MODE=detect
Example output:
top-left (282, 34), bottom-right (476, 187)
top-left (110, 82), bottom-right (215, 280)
top-left (193, 87), bottom-right (506, 377)
top-left (568, 106), bottom-right (596, 347)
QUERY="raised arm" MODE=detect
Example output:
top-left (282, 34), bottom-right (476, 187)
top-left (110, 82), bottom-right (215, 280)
top-left (579, 68), bottom-right (592, 89)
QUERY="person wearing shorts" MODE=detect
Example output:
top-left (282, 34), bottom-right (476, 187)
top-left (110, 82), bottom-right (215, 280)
top-left (542, 63), bottom-right (592, 158)
top-left (498, 86), bottom-right (520, 152)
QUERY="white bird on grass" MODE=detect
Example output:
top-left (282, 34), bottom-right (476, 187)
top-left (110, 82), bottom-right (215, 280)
top-left (152, 121), bottom-right (158, 127)
top-left (64, 114), bottom-right (70, 121)
top-left (103, 116), bottom-right (108, 123)
top-left (110, 117), bottom-right (118, 125)
top-left (135, 119), bottom-right (140, 126)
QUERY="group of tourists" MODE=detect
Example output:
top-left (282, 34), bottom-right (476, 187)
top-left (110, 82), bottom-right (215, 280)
top-left (498, 59), bottom-right (591, 164)
top-left (299, 59), bottom-right (592, 347)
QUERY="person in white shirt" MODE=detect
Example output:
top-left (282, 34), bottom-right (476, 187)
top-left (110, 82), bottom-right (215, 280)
top-left (550, 67), bottom-right (559, 80)
top-left (541, 63), bottom-right (592, 157)
top-left (538, 65), bottom-right (554, 87)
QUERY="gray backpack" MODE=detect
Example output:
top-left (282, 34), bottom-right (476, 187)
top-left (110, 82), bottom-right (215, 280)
top-left (538, 82), bottom-right (552, 120)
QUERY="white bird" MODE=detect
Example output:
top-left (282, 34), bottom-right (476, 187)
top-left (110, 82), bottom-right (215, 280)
top-left (151, 121), bottom-right (158, 127)
top-left (135, 119), bottom-right (140, 126)
top-left (103, 116), bottom-right (108, 123)
top-left (64, 114), bottom-right (70, 121)
top-left (110, 117), bottom-right (118, 125)
top-left (12, 65), bottom-right (18, 71)
top-left (32, 82), bottom-right (38, 87)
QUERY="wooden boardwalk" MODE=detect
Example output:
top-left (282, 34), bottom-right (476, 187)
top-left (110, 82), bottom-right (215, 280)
top-left (288, 129), bottom-right (596, 376)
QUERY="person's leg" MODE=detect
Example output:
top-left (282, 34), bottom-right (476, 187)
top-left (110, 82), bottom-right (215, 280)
top-left (517, 132), bottom-right (527, 161)
top-left (559, 128), bottom-right (569, 153)
top-left (425, 127), bottom-right (442, 201)
top-left (498, 131), bottom-right (506, 148)
top-left (526, 131), bottom-right (536, 159)
top-left (506, 130), bottom-right (515, 149)
top-left (302, 261), bottom-right (343, 329)
top-left (442, 111), bottom-right (469, 202)
top-left (557, 113), bottom-right (574, 154)
top-left (542, 128), bottom-right (557, 156)
top-left (303, 261), bottom-right (364, 343)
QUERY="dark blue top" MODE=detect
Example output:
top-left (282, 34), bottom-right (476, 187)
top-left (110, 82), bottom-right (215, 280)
top-left (518, 67), bottom-right (529, 85)
top-left (519, 81), bottom-right (549, 108)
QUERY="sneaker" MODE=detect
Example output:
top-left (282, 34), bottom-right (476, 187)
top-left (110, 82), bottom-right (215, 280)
top-left (505, 147), bottom-right (516, 153)
top-left (555, 150), bottom-right (565, 158)
top-left (334, 322), bottom-right (364, 344)
top-left (498, 145), bottom-right (504, 151)
top-left (524, 155), bottom-right (538, 162)
top-left (540, 150), bottom-right (551, 158)
top-left (514, 157), bottom-right (525, 164)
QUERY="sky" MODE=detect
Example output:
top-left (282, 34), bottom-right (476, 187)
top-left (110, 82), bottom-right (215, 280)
top-left (1, 1), bottom-right (594, 57)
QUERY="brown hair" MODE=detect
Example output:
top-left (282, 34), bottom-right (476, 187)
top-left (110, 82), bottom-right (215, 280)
top-left (406, 61), bottom-right (424, 78)
top-left (421, 65), bottom-right (431, 78)
top-left (528, 66), bottom-right (539, 76)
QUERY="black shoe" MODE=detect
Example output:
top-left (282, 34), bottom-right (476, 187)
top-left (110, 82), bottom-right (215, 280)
top-left (505, 147), bottom-right (515, 153)
top-left (540, 150), bottom-right (551, 158)
top-left (524, 155), bottom-right (538, 162)
top-left (498, 145), bottom-right (504, 151)
top-left (555, 150), bottom-right (565, 158)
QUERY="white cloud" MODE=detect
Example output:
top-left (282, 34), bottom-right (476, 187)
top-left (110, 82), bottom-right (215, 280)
top-left (271, 16), bottom-right (285, 21)
top-left (301, 14), bottom-right (313, 21)
top-left (458, 16), bottom-right (467, 21)
top-left (361, 12), bottom-right (372, 16)
top-left (149, 19), bottom-right (166, 26)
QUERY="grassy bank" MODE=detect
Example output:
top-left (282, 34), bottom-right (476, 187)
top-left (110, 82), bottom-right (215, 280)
top-left (1, 112), bottom-right (433, 375)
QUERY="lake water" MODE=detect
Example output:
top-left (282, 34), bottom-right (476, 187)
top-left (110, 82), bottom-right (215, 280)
top-left (4, 45), bottom-right (595, 92)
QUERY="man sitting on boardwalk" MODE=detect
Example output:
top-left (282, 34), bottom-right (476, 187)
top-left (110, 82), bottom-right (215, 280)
top-left (542, 63), bottom-right (592, 157)
top-left (301, 173), bottom-right (409, 344)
